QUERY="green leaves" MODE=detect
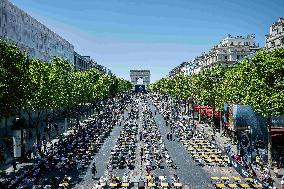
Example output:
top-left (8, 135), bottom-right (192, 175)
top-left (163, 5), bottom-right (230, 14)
top-left (0, 39), bottom-right (132, 118)
top-left (151, 48), bottom-right (284, 117)
top-left (238, 48), bottom-right (284, 117)
top-left (0, 39), bottom-right (28, 117)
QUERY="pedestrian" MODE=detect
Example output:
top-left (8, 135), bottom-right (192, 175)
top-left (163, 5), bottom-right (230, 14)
top-left (281, 177), bottom-right (284, 189)
top-left (140, 132), bottom-right (143, 141)
top-left (279, 156), bottom-right (284, 168)
top-left (108, 163), bottom-right (113, 178)
top-left (211, 134), bottom-right (215, 144)
top-left (92, 163), bottom-right (97, 175)
top-left (27, 149), bottom-right (32, 160)
top-left (255, 155), bottom-right (260, 168)
top-left (54, 123), bottom-right (59, 136)
top-left (146, 164), bottom-right (150, 176)
top-left (273, 165), bottom-right (279, 178)
top-left (12, 159), bottom-right (17, 172)
top-left (169, 132), bottom-right (173, 141)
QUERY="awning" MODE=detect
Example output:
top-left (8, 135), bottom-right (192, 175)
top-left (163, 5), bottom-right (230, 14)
top-left (193, 105), bottom-right (212, 109)
top-left (271, 127), bottom-right (284, 137)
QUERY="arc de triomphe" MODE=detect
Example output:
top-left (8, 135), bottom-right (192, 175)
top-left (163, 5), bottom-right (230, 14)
top-left (130, 70), bottom-right (150, 88)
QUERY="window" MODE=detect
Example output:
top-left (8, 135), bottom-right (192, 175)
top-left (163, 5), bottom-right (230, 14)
top-left (224, 56), bottom-right (227, 60)
top-left (237, 55), bottom-right (240, 60)
top-left (271, 41), bottom-right (275, 47)
top-left (281, 38), bottom-right (284, 44)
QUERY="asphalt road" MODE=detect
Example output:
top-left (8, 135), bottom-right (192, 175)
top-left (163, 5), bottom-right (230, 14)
top-left (73, 97), bottom-right (218, 188)
top-left (148, 99), bottom-right (213, 189)
top-left (73, 106), bottom-right (131, 189)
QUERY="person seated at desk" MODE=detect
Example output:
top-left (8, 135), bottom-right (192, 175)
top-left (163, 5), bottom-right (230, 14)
top-left (160, 175), bottom-right (167, 183)
top-left (138, 181), bottom-right (145, 189)
top-left (94, 182), bottom-right (103, 189)
top-left (173, 174), bottom-right (180, 183)
top-left (225, 145), bottom-right (231, 153)
top-left (112, 176), bottom-right (121, 184)
top-left (122, 173), bottom-right (129, 183)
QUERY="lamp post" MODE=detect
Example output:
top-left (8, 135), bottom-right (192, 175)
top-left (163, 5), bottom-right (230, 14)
top-left (13, 116), bottom-right (26, 159)
top-left (248, 126), bottom-right (253, 163)
top-left (234, 117), bottom-right (240, 155)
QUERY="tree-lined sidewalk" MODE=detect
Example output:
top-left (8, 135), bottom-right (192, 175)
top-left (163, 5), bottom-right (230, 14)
top-left (0, 38), bottom-right (132, 138)
top-left (150, 48), bottom-right (284, 166)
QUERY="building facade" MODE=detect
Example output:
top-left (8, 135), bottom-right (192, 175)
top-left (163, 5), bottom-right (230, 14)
top-left (130, 70), bottom-right (150, 88)
top-left (0, 0), bottom-right (74, 63)
top-left (168, 57), bottom-right (203, 77)
top-left (74, 52), bottom-right (92, 71)
top-left (200, 34), bottom-right (259, 70)
top-left (168, 62), bottom-right (188, 77)
top-left (169, 34), bottom-right (260, 77)
top-left (191, 55), bottom-right (204, 75)
top-left (74, 53), bottom-right (110, 73)
top-left (169, 34), bottom-right (259, 77)
top-left (265, 17), bottom-right (284, 50)
top-left (91, 60), bottom-right (110, 74)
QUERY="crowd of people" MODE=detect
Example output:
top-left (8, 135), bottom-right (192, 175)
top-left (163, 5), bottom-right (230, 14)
top-left (94, 94), bottom-right (182, 188)
top-left (139, 100), bottom-right (176, 174)
top-left (150, 92), bottom-right (284, 189)
top-left (108, 104), bottom-right (139, 171)
top-left (3, 92), bottom-right (283, 189)
top-left (0, 93), bottom-right (131, 189)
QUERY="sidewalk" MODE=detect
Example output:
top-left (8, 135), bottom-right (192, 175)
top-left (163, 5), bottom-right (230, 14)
top-left (198, 123), bottom-right (238, 155)
top-left (197, 122), bottom-right (284, 188)
top-left (0, 115), bottom-right (87, 174)
top-left (2, 129), bottom-right (75, 175)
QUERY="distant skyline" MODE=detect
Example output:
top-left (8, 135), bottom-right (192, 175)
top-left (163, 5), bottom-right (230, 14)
top-left (10, 0), bottom-right (284, 82)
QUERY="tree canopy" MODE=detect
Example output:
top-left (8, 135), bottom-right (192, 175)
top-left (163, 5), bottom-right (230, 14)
top-left (0, 39), bottom-right (133, 118)
top-left (151, 48), bottom-right (284, 117)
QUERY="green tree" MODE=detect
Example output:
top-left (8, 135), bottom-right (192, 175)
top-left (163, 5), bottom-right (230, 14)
top-left (0, 39), bottom-right (28, 134)
top-left (24, 59), bottom-right (52, 143)
top-left (240, 49), bottom-right (284, 166)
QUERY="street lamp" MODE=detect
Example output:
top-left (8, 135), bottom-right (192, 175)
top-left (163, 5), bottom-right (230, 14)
top-left (248, 126), bottom-right (253, 163)
top-left (13, 116), bottom-right (26, 159)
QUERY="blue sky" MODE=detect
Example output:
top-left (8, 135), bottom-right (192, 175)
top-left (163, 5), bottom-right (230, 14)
top-left (10, 0), bottom-right (284, 82)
